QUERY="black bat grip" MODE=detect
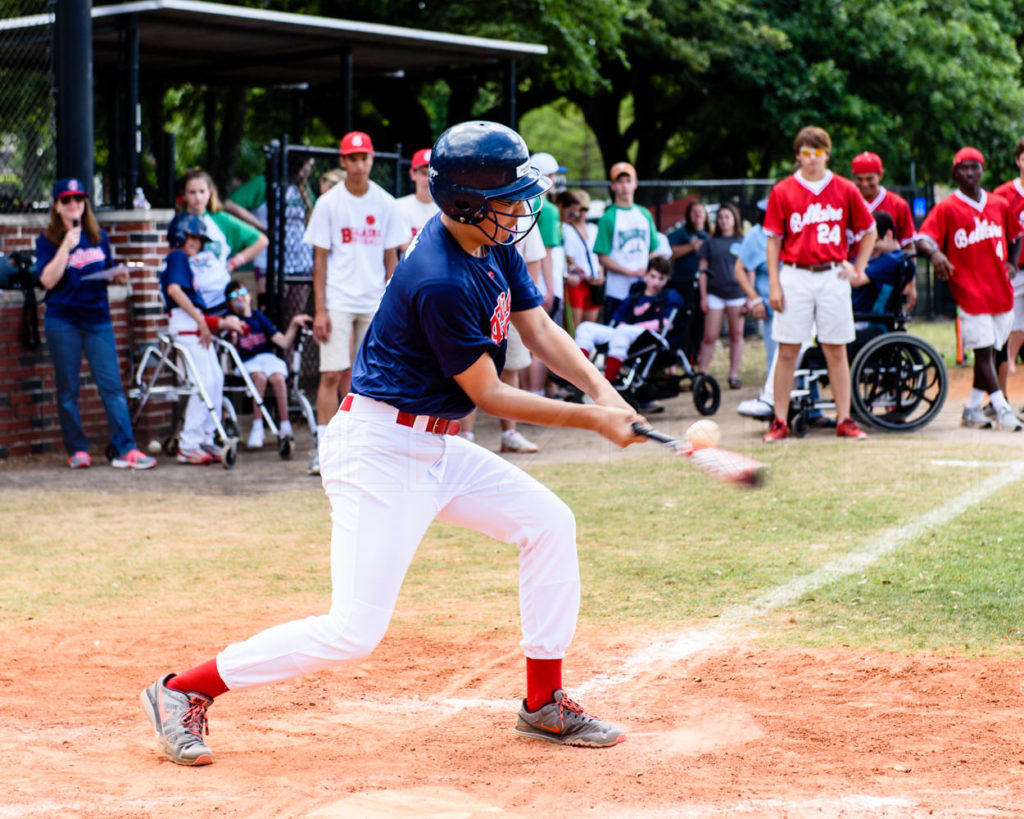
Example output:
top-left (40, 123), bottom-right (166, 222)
top-left (72, 218), bottom-right (80, 228)
top-left (631, 423), bottom-right (676, 445)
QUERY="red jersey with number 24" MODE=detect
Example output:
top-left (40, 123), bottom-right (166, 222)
top-left (764, 171), bottom-right (875, 265)
top-left (917, 190), bottom-right (1018, 315)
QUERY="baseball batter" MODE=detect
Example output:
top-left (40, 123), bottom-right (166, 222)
top-left (141, 121), bottom-right (646, 766)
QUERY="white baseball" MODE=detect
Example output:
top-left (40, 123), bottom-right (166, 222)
top-left (147, 439), bottom-right (163, 455)
top-left (684, 419), bottom-right (721, 450)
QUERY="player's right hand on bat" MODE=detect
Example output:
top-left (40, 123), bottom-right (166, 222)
top-left (593, 405), bottom-right (648, 448)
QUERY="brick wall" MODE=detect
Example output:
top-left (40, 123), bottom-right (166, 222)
top-left (0, 210), bottom-right (176, 460)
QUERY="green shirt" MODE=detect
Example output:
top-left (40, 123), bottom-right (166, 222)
top-left (537, 197), bottom-right (562, 248)
top-left (228, 175), bottom-right (267, 211)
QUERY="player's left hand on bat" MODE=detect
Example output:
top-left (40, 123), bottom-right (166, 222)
top-left (592, 405), bottom-right (648, 448)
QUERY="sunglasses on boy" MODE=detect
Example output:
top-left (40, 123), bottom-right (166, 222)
top-left (798, 147), bottom-right (826, 158)
top-left (228, 287), bottom-right (249, 300)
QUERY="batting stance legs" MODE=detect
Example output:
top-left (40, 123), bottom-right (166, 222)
top-left (217, 402), bottom-right (579, 686)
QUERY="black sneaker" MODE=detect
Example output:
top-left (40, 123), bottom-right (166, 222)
top-left (514, 689), bottom-right (625, 747)
top-left (140, 674), bottom-right (214, 765)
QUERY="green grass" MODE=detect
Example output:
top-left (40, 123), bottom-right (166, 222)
top-left (3, 427), bottom-right (1023, 657)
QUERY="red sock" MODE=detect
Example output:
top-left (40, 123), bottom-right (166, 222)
top-left (166, 658), bottom-right (229, 700)
top-left (604, 357), bottom-right (623, 382)
top-left (525, 657), bottom-right (562, 712)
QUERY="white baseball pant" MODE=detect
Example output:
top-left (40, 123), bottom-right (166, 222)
top-left (575, 321), bottom-right (648, 361)
top-left (216, 395), bottom-right (580, 690)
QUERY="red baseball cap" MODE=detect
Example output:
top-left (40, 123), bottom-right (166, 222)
top-left (953, 147), bottom-right (984, 168)
top-left (340, 131), bottom-right (374, 156)
top-left (850, 152), bottom-right (883, 174)
top-left (410, 148), bottom-right (431, 170)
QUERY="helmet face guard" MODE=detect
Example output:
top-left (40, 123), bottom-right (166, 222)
top-left (429, 121), bottom-right (552, 246)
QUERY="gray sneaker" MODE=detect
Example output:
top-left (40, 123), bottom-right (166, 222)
top-left (996, 406), bottom-right (1023, 432)
top-left (307, 447), bottom-right (320, 476)
top-left (513, 689), bottom-right (625, 747)
top-left (140, 674), bottom-right (213, 766)
top-left (961, 406), bottom-right (992, 429)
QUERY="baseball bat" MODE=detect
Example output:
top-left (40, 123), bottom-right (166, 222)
top-left (632, 423), bottom-right (766, 488)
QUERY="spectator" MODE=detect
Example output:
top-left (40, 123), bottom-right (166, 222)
top-left (594, 161), bottom-right (657, 321)
top-left (34, 178), bottom-right (156, 470)
top-left (225, 155), bottom-right (316, 296)
top-left (224, 280), bottom-right (311, 448)
top-left (575, 256), bottom-right (681, 386)
top-left (394, 148), bottom-right (440, 254)
top-left (158, 214), bottom-right (247, 464)
top-left (734, 198), bottom-right (775, 417)
top-left (916, 147), bottom-right (1023, 432)
top-left (991, 136), bottom-right (1024, 392)
top-left (559, 189), bottom-right (604, 329)
top-left (179, 168), bottom-right (268, 315)
top-left (761, 125), bottom-right (876, 442)
top-left (303, 131), bottom-right (405, 475)
top-left (849, 152), bottom-right (917, 310)
top-left (667, 200), bottom-right (709, 360)
top-left (697, 202), bottom-right (746, 389)
top-left (319, 168), bottom-right (346, 195)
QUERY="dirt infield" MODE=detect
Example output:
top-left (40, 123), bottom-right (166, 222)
top-left (4, 366), bottom-right (1024, 817)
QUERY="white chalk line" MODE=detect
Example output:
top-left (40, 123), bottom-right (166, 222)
top-left (335, 460), bottom-right (1024, 713)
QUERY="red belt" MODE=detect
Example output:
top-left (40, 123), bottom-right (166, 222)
top-left (340, 394), bottom-right (461, 436)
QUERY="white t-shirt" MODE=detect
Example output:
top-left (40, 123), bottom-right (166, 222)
top-left (517, 223), bottom-right (547, 265)
top-left (303, 180), bottom-right (405, 313)
top-left (394, 193), bottom-right (440, 248)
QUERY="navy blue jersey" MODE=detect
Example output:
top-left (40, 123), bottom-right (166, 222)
top-left (159, 249), bottom-right (208, 313)
top-left (611, 289), bottom-right (684, 328)
top-left (233, 309), bottom-right (278, 361)
top-left (352, 214), bottom-right (543, 419)
top-left (35, 229), bottom-right (113, 325)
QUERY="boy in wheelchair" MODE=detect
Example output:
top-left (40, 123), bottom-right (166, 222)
top-left (224, 280), bottom-right (311, 448)
top-left (574, 256), bottom-right (681, 385)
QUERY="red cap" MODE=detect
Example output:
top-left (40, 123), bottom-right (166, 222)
top-left (609, 161), bottom-right (637, 181)
top-left (953, 147), bottom-right (984, 168)
top-left (340, 131), bottom-right (374, 156)
top-left (850, 152), bottom-right (883, 175)
top-left (410, 148), bottom-right (431, 170)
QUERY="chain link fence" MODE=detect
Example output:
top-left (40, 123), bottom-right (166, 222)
top-left (0, 0), bottom-right (55, 212)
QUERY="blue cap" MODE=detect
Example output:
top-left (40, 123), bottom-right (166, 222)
top-left (53, 178), bottom-right (88, 200)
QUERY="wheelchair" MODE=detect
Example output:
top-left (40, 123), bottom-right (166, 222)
top-left (782, 256), bottom-right (948, 436)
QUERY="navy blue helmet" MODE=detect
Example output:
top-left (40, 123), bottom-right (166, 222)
top-left (167, 212), bottom-right (210, 248)
top-left (429, 121), bottom-right (550, 245)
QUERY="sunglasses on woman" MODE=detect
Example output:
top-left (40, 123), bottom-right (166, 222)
top-left (63, 195), bottom-right (87, 203)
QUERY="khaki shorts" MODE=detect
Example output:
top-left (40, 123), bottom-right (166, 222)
top-left (505, 322), bottom-right (531, 370)
top-left (960, 309), bottom-right (1013, 351)
top-left (320, 309), bottom-right (375, 372)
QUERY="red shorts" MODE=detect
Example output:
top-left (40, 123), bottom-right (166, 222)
top-left (567, 281), bottom-right (599, 310)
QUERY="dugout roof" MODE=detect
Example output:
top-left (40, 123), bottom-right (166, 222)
top-left (1, 0), bottom-right (548, 84)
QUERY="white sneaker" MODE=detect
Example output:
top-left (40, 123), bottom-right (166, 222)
top-left (961, 406), bottom-right (992, 429)
top-left (279, 420), bottom-right (293, 439)
top-left (996, 406), bottom-right (1023, 431)
top-left (247, 425), bottom-right (265, 449)
top-left (737, 398), bottom-right (774, 419)
top-left (501, 430), bottom-right (539, 453)
top-left (307, 448), bottom-right (320, 476)
top-left (459, 430), bottom-right (476, 443)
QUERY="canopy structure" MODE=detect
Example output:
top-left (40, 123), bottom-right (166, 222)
top-left (0, 0), bottom-right (547, 206)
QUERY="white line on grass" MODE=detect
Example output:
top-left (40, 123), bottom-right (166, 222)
top-left (930, 459), bottom-right (1019, 468)
top-left (334, 460), bottom-right (1024, 713)
top-left (575, 459), bottom-right (1024, 698)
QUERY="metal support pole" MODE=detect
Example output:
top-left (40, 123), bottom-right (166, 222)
top-left (162, 130), bottom-right (176, 208)
top-left (123, 15), bottom-right (140, 208)
top-left (506, 59), bottom-right (517, 130)
top-left (341, 47), bottom-right (353, 134)
top-left (54, 0), bottom-right (94, 191)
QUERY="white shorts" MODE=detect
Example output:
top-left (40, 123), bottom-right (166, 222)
top-left (243, 352), bottom-right (288, 379)
top-left (960, 310), bottom-right (1013, 351)
top-left (706, 293), bottom-right (746, 310)
top-left (1013, 295), bottom-right (1024, 333)
top-left (320, 309), bottom-right (375, 372)
top-left (772, 264), bottom-right (854, 345)
top-left (506, 322), bottom-right (531, 370)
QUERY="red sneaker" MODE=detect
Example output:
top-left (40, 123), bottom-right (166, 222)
top-left (836, 417), bottom-right (867, 440)
top-left (762, 418), bottom-right (789, 443)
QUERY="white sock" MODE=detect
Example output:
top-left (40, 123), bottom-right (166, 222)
top-left (989, 390), bottom-right (1010, 412)
top-left (502, 429), bottom-right (517, 438)
top-left (251, 418), bottom-right (263, 430)
top-left (317, 424), bottom-right (327, 441)
top-left (966, 388), bottom-right (986, 410)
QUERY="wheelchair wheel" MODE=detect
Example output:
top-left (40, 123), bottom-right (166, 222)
top-left (105, 443), bottom-right (117, 463)
top-left (850, 332), bottom-right (947, 432)
top-left (163, 435), bottom-right (179, 457)
top-left (693, 373), bottom-right (721, 416)
top-left (219, 415), bottom-right (240, 444)
top-left (787, 406), bottom-right (810, 438)
top-left (221, 440), bottom-right (238, 470)
top-left (278, 436), bottom-right (294, 460)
